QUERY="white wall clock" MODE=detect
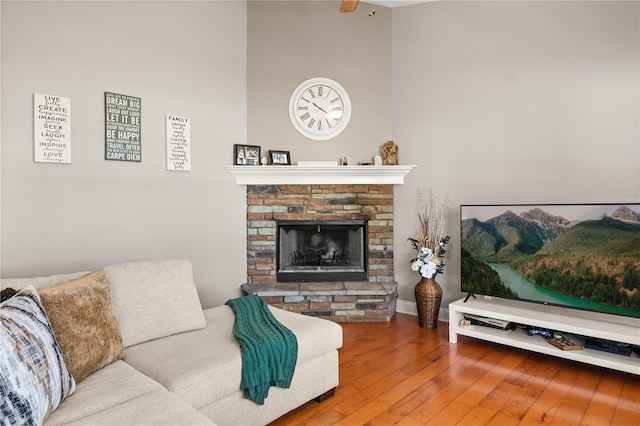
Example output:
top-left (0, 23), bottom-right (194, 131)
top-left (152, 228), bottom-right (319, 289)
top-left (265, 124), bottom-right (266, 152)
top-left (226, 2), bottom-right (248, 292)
top-left (289, 77), bottom-right (351, 141)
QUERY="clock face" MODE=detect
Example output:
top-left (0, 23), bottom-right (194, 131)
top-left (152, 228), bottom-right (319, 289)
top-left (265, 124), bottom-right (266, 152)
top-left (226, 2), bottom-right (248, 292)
top-left (289, 78), bottom-right (351, 140)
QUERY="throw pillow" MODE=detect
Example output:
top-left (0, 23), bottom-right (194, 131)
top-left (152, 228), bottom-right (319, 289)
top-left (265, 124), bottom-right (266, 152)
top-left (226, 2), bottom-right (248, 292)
top-left (0, 287), bottom-right (17, 302)
top-left (0, 286), bottom-right (76, 425)
top-left (38, 270), bottom-right (125, 382)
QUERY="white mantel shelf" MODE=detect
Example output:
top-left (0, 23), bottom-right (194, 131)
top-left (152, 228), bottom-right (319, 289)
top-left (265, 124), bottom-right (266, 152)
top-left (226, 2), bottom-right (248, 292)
top-left (223, 165), bottom-right (416, 185)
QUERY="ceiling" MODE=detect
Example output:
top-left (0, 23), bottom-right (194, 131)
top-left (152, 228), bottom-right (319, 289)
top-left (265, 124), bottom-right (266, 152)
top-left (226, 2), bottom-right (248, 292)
top-left (245, 1), bottom-right (435, 8)
top-left (372, 1), bottom-right (434, 7)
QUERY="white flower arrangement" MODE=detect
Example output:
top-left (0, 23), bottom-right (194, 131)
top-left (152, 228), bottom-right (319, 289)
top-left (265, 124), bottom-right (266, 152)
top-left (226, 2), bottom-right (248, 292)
top-left (408, 188), bottom-right (451, 279)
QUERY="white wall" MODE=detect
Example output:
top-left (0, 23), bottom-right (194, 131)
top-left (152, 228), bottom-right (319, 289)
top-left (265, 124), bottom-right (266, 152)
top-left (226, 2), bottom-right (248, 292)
top-left (1, 1), bottom-right (248, 308)
top-left (247, 1), bottom-right (392, 163)
top-left (2, 1), bottom-right (638, 314)
top-left (392, 1), bottom-right (640, 309)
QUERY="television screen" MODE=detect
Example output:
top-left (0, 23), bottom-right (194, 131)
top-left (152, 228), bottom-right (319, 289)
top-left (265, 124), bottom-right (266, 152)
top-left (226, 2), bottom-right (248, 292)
top-left (460, 203), bottom-right (640, 318)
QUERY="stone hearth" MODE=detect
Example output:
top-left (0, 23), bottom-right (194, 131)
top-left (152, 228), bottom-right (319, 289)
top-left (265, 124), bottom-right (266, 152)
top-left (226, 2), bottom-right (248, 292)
top-left (241, 281), bottom-right (397, 322)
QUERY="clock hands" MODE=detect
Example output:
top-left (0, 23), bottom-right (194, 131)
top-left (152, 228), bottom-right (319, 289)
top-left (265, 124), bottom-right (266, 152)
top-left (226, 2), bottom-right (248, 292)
top-left (312, 102), bottom-right (329, 115)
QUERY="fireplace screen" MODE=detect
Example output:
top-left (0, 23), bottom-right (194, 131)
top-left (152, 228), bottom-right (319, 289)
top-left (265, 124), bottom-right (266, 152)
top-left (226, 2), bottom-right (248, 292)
top-left (276, 220), bottom-right (367, 282)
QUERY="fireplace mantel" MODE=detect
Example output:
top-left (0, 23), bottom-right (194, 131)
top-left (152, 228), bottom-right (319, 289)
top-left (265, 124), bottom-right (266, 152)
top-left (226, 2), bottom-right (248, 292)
top-left (223, 165), bottom-right (416, 185)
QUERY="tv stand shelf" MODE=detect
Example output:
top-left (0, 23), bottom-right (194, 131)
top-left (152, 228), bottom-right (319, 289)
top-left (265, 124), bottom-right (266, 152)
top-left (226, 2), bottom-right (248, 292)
top-left (449, 297), bottom-right (640, 375)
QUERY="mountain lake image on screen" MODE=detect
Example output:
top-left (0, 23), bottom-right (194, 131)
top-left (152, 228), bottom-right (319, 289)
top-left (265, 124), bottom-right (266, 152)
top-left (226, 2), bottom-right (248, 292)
top-left (460, 203), bottom-right (640, 318)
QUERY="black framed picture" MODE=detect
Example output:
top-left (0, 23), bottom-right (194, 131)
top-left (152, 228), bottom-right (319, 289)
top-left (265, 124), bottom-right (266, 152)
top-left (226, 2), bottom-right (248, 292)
top-left (234, 144), bottom-right (261, 166)
top-left (269, 150), bottom-right (291, 165)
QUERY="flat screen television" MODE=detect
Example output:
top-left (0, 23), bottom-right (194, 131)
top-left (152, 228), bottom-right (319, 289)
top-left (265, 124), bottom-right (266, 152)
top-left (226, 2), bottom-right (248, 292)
top-left (460, 203), bottom-right (640, 318)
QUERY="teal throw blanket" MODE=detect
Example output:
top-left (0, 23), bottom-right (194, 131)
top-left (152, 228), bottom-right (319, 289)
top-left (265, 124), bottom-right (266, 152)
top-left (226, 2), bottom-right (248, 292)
top-left (225, 296), bottom-right (298, 405)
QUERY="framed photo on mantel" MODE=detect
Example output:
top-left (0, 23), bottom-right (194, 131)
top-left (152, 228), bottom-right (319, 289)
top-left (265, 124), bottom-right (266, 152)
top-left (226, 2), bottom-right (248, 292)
top-left (269, 150), bottom-right (291, 165)
top-left (234, 144), bottom-right (260, 165)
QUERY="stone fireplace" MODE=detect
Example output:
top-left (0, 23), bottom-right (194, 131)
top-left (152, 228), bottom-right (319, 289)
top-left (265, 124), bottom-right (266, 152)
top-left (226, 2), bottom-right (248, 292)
top-left (225, 165), bottom-right (415, 322)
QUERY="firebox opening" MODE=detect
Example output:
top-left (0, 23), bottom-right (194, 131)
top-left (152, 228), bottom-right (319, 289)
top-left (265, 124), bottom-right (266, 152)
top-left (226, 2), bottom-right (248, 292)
top-left (276, 220), bottom-right (368, 282)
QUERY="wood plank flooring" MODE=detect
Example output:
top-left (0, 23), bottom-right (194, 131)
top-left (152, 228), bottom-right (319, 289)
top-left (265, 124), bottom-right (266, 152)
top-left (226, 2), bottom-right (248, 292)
top-left (270, 313), bottom-right (640, 425)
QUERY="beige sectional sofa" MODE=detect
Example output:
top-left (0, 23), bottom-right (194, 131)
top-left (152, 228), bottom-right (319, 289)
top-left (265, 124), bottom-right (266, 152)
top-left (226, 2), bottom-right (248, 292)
top-left (1, 260), bottom-right (343, 425)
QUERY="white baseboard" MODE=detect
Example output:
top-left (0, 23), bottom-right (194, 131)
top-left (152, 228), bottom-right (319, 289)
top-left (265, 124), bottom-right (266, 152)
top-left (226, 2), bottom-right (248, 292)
top-left (396, 299), bottom-right (449, 323)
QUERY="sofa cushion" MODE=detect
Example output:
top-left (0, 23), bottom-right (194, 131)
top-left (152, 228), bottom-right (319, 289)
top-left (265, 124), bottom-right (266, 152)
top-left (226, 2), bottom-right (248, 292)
top-left (105, 260), bottom-right (206, 347)
top-left (199, 351), bottom-right (339, 425)
top-left (38, 271), bottom-right (125, 382)
top-left (124, 305), bottom-right (342, 410)
top-left (56, 390), bottom-right (216, 425)
top-left (45, 360), bottom-right (214, 425)
top-left (0, 286), bottom-right (76, 425)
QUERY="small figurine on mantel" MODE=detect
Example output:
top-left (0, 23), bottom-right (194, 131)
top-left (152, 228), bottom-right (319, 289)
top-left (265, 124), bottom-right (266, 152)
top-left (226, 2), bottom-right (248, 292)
top-left (381, 141), bottom-right (398, 165)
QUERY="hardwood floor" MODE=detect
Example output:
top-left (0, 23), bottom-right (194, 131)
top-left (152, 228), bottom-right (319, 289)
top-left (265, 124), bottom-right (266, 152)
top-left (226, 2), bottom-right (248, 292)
top-left (271, 313), bottom-right (640, 425)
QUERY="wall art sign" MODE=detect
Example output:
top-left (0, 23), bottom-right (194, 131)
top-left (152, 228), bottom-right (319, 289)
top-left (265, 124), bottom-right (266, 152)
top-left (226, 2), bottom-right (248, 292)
top-left (33, 93), bottom-right (71, 163)
top-left (104, 92), bottom-right (141, 162)
top-left (166, 115), bottom-right (191, 171)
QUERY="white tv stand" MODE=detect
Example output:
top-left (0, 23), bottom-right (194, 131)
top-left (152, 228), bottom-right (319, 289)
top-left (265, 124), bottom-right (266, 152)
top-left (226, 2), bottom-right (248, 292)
top-left (449, 296), bottom-right (640, 375)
